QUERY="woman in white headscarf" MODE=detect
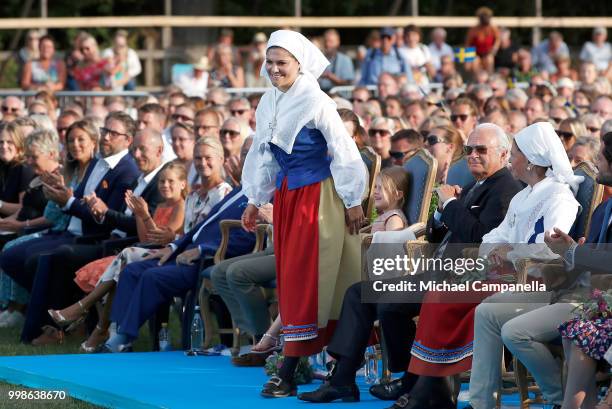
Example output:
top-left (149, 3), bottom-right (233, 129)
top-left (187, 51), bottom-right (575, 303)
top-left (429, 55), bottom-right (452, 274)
top-left (393, 122), bottom-right (582, 409)
top-left (240, 30), bottom-right (367, 398)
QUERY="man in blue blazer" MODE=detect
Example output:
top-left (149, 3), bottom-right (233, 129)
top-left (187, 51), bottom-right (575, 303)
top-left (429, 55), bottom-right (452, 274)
top-left (0, 111), bottom-right (140, 294)
top-left (17, 129), bottom-right (167, 344)
top-left (103, 186), bottom-right (255, 352)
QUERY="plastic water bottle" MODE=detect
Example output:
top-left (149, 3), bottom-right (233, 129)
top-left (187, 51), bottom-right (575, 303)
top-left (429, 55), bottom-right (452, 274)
top-left (158, 323), bottom-right (171, 351)
top-left (309, 348), bottom-right (328, 377)
top-left (189, 306), bottom-right (204, 355)
top-left (364, 346), bottom-right (379, 384)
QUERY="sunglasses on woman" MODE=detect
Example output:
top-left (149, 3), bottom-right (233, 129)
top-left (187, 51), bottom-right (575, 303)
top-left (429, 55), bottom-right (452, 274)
top-left (426, 135), bottom-right (445, 146)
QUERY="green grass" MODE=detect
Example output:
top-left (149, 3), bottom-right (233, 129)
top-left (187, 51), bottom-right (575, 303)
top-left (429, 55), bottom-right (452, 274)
top-left (0, 383), bottom-right (103, 409)
top-left (0, 309), bottom-right (184, 409)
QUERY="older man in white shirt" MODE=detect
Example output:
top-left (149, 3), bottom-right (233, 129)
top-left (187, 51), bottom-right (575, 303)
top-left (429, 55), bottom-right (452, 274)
top-left (428, 27), bottom-right (454, 72)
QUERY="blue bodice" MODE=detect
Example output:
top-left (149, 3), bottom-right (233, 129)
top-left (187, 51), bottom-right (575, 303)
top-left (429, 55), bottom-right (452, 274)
top-left (269, 126), bottom-right (332, 190)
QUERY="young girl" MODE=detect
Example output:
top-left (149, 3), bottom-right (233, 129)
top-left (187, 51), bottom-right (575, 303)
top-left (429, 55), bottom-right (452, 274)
top-left (371, 166), bottom-right (410, 233)
top-left (48, 161), bottom-right (188, 350)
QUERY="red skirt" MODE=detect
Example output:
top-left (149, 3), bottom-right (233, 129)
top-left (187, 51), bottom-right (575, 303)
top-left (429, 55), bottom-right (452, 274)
top-left (408, 286), bottom-right (498, 376)
top-left (273, 177), bottom-right (360, 357)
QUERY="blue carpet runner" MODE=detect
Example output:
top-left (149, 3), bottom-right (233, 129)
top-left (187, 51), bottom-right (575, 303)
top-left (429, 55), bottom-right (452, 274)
top-left (0, 352), bottom-right (555, 408)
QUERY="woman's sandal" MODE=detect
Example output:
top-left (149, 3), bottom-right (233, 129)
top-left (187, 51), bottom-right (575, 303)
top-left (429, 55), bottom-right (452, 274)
top-left (79, 325), bottom-right (109, 353)
top-left (48, 301), bottom-right (88, 333)
top-left (251, 333), bottom-right (282, 354)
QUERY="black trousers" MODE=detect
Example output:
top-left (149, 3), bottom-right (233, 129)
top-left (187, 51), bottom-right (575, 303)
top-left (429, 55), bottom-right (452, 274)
top-left (20, 243), bottom-right (104, 342)
top-left (326, 282), bottom-right (421, 373)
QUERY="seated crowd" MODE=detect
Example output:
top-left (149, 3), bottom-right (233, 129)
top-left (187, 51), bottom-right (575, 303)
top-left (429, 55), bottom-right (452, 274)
top-left (0, 23), bottom-right (611, 409)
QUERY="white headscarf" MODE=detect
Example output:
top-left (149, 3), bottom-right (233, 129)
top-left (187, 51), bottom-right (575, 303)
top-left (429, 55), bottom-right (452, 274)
top-left (259, 30), bottom-right (329, 81)
top-left (254, 30), bottom-right (334, 154)
top-left (514, 122), bottom-right (584, 194)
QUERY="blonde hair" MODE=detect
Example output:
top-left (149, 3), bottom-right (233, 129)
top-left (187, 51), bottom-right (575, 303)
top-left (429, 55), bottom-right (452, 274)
top-left (159, 160), bottom-right (189, 199)
top-left (560, 118), bottom-right (589, 139)
top-left (0, 120), bottom-right (29, 164)
top-left (195, 136), bottom-right (225, 161)
top-left (378, 166), bottom-right (410, 209)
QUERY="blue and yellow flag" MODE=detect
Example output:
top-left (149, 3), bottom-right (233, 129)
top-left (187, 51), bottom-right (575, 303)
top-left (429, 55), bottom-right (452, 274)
top-left (454, 47), bottom-right (476, 63)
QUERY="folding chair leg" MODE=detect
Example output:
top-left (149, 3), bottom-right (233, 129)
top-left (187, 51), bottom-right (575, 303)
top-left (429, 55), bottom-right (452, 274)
top-left (198, 286), bottom-right (217, 349)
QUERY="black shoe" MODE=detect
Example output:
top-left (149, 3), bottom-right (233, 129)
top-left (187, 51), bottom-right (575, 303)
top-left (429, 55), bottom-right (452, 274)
top-left (261, 376), bottom-right (297, 398)
top-left (386, 393), bottom-right (417, 409)
top-left (370, 378), bottom-right (410, 401)
top-left (386, 393), bottom-right (454, 409)
top-left (298, 383), bottom-right (359, 403)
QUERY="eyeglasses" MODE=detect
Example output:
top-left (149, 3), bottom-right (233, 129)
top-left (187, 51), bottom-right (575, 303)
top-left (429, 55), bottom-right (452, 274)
top-left (463, 145), bottom-right (491, 156)
top-left (350, 98), bottom-right (367, 103)
top-left (171, 113), bottom-right (194, 123)
top-left (426, 135), bottom-right (446, 146)
top-left (194, 124), bottom-right (219, 133)
top-left (220, 129), bottom-right (241, 138)
top-left (230, 109), bottom-right (248, 116)
top-left (556, 130), bottom-right (574, 140)
top-left (451, 114), bottom-right (470, 122)
top-left (587, 126), bottom-right (600, 133)
top-left (100, 127), bottom-right (129, 139)
top-left (389, 148), bottom-right (418, 160)
top-left (1, 106), bottom-right (19, 113)
top-left (368, 129), bottom-right (390, 137)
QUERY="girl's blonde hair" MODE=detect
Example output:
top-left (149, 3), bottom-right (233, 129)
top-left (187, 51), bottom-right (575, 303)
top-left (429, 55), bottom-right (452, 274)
top-left (158, 160), bottom-right (189, 199)
top-left (378, 166), bottom-right (410, 209)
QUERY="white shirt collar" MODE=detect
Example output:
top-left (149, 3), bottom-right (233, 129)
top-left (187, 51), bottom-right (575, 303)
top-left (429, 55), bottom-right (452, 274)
top-left (103, 149), bottom-right (129, 170)
top-left (140, 161), bottom-right (165, 185)
top-left (527, 176), bottom-right (553, 195)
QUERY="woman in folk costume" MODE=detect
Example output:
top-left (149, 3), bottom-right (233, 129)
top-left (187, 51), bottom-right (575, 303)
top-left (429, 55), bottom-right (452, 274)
top-left (240, 30), bottom-right (367, 398)
top-left (389, 122), bottom-right (582, 409)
